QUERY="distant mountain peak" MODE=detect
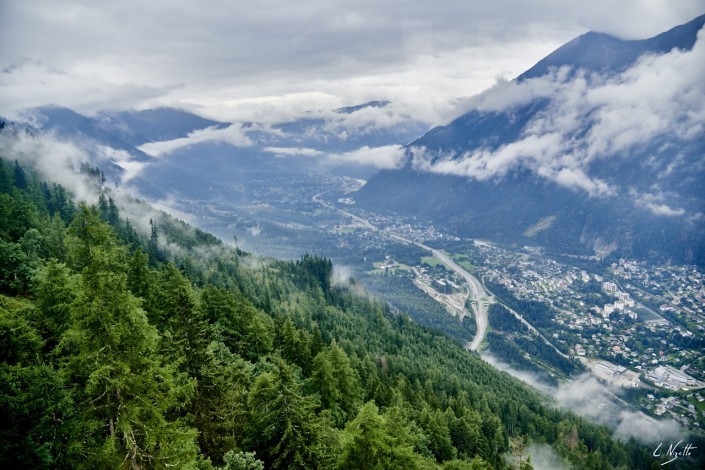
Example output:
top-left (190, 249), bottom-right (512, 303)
top-left (335, 100), bottom-right (391, 114)
top-left (519, 13), bottom-right (705, 80)
top-left (355, 14), bottom-right (705, 265)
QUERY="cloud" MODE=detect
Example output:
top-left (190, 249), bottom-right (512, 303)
top-left (0, 58), bottom-right (169, 120)
top-left (138, 124), bottom-right (253, 157)
top-left (584, 32), bottom-right (705, 158)
top-left (554, 373), bottom-right (683, 444)
top-left (481, 352), bottom-right (554, 393)
top-left (630, 190), bottom-right (686, 217)
top-left (263, 144), bottom-right (406, 169)
top-left (0, 128), bottom-right (100, 203)
top-left (410, 26), bottom-right (705, 198)
top-left (328, 145), bottom-right (406, 169)
top-left (0, 127), bottom-right (202, 241)
top-left (2, 1), bottom-right (701, 125)
top-left (263, 146), bottom-right (324, 157)
top-left (96, 145), bottom-right (145, 183)
top-left (323, 103), bottom-right (417, 137)
top-left (481, 353), bottom-right (683, 445)
top-left (526, 444), bottom-right (569, 470)
top-left (505, 443), bottom-right (569, 470)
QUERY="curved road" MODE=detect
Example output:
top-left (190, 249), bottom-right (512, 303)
top-left (313, 192), bottom-right (490, 351)
top-left (426, 247), bottom-right (490, 351)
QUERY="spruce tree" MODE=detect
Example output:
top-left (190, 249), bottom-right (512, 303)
top-left (247, 357), bottom-right (319, 469)
top-left (59, 206), bottom-right (198, 468)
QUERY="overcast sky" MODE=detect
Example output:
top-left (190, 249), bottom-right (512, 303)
top-left (1, 0), bottom-right (703, 124)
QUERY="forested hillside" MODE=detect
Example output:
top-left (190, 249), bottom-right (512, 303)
top-left (0, 151), bottom-right (686, 468)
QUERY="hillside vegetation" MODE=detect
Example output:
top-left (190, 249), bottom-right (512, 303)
top-left (0, 153), bottom-right (678, 469)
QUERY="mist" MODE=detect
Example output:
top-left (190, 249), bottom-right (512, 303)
top-left (411, 25), bottom-right (705, 205)
top-left (480, 351), bottom-right (684, 445)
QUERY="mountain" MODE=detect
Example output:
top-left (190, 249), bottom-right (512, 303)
top-left (0, 143), bottom-right (691, 468)
top-left (25, 106), bottom-right (152, 162)
top-left (95, 107), bottom-right (228, 146)
top-left (354, 14), bottom-right (705, 265)
top-left (19, 101), bottom-right (427, 204)
top-left (519, 14), bottom-right (705, 80)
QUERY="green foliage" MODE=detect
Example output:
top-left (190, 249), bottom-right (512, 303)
top-left (362, 274), bottom-right (476, 344)
top-left (0, 157), bottom-right (677, 469)
top-left (247, 357), bottom-right (319, 469)
top-left (218, 450), bottom-right (264, 470)
top-left (311, 341), bottom-right (361, 425)
top-left (0, 239), bottom-right (32, 294)
top-left (0, 295), bottom-right (75, 469)
top-left (60, 213), bottom-right (198, 468)
top-left (31, 260), bottom-right (77, 348)
top-left (340, 401), bottom-right (434, 469)
top-left (200, 285), bottom-right (274, 361)
top-left (339, 401), bottom-right (389, 469)
top-left (192, 341), bottom-right (253, 464)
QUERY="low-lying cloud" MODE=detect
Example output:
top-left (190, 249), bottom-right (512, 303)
top-left (630, 189), bottom-right (686, 217)
top-left (264, 144), bottom-right (407, 169)
top-left (481, 352), bottom-right (683, 445)
top-left (0, 58), bottom-right (168, 120)
top-left (328, 145), bottom-right (406, 169)
top-left (0, 128), bottom-right (195, 239)
top-left (0, 128), bottom-right (100, 203)
top-left (138, 124), bottom-right (253, 157)
top-left (263, 146), bottom-right (324, 158)
top-left (412, 26), bottom-right (705, 199)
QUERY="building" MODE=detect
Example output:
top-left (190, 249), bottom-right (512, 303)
top-left (595, 362), bottom-right (627, 377)
top-left (603, 282), bottom-right (618, 293)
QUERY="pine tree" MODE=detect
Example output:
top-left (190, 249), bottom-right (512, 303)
top-left (0, 159), bottom-right (12, 194)
top-left (13, 160), bottom-right (27, 190)
top-left (148, 218), bottom-right (161, 265)
top-left (107, 197), bottom-right (119, 226)
top-left (127, 248), bottom-right (152, 302)
top-left (156, 263), bottom-right (214, 378)
top-left (328, 342), bottom-right (360, 416)
top-left (192, 341), bottom-right (253, 465)
top-left (43, 214), bottom-right (67, 260)
top-left (0, 298), bottom-right (74, 468)
top-left (59, 209), bottom-right (198, 468)
top-left (247, 357), bottom-right (319, 469)
top-left (31, 259), bottom-right (77, 348)
top-left (311, 351), bottom-right (338, 410)
top-left (339, 401), bottom-right (389, 469)
top-left (97, 193), bottom-right (109, 221)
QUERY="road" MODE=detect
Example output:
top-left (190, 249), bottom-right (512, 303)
top-left (427, 247), bottom-right (490, 351)
top-left (500, 302), bottom-right (570, 359)
top-left (313, 191), bottom-right (490, 351)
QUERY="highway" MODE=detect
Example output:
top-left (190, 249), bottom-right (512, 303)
top-left (313, 191), bottom-right (490, 351)
top-left (426, 247), bottom-right (490, 351)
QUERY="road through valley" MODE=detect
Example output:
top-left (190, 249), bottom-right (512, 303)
top-left (313, 192), bottom-right (490, 351)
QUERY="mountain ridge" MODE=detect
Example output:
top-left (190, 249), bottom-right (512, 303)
top-left (354, 14), bottom-right (705, 265)
top-left (519, 13), bottom-right (705, 80)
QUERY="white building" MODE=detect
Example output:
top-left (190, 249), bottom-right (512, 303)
top-left (603, 282), bottom-right (618, 293)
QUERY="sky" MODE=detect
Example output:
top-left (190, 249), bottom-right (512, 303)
top-left (1, 0), bottom-right (703, 126)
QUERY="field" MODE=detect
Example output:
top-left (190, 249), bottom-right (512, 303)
top-left (635, 306), bottom-right (660, 321)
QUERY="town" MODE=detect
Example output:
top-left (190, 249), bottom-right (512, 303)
top-left (316, 200), bottom-right (705, 431)
top-left (160, 173), bottom-right (705, 432)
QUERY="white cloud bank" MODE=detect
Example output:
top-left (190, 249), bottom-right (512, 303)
top-left (411, 26), bottom-right (705, 198)
top-left (138, 124), bottom-right (253, 157)
top-left (2, 1), bottom-right (702, 126)
top-left (482, 353), bottom-right (684, 445)
top-left (263, 144), bottom-right (407, 169)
